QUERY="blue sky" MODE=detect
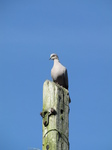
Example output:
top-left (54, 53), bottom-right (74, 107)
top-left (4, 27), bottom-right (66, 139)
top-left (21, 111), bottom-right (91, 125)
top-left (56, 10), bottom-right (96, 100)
top-left (0, 0), bottom-right (112, 150)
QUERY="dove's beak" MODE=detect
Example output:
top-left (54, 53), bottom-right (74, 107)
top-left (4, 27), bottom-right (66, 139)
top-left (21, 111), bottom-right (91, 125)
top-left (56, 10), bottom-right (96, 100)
top-left (49, 57), bottom-right (51, 60)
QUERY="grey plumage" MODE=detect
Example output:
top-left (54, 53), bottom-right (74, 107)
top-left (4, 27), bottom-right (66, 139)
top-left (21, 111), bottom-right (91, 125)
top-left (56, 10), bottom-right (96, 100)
top-left (49, 53), bottom-right (68, 89)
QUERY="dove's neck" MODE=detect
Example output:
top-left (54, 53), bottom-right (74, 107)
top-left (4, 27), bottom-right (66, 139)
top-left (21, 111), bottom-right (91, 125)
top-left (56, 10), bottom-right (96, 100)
top-left (54, 59), bottom-right (59, 64)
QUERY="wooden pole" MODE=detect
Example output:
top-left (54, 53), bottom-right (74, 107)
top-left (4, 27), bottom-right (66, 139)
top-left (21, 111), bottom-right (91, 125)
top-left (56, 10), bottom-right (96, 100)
top-left (41, 80), bottom-right (70, 150)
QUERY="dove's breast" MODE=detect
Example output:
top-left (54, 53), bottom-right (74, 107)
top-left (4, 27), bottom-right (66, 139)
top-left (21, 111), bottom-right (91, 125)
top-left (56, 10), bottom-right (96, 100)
top-left (51, 63), bottom-right (66, 86)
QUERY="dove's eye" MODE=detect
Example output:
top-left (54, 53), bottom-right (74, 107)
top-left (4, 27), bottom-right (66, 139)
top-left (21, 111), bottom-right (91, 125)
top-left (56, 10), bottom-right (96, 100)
top-left (52, 55), bottom-right (55, 57)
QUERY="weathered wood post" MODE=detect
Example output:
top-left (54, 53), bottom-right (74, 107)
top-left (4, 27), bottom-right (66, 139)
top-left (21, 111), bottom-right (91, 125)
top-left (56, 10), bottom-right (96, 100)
top-left (40, 80), bottom-right (70, 150)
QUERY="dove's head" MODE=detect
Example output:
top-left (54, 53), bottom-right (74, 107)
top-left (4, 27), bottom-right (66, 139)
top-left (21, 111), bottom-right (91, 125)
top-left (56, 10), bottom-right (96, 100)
top-left (49, 53), bottom-right (59, 60)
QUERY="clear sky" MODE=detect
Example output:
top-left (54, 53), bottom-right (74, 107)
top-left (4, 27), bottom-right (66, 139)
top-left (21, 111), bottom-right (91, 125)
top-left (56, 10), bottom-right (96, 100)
top-left (0, 0), bottom-right (112, 150)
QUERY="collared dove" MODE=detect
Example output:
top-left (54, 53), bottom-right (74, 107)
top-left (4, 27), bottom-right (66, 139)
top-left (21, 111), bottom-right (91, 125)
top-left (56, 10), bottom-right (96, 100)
top-left (49, 53), bottom-right (69, 90)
